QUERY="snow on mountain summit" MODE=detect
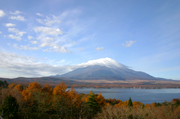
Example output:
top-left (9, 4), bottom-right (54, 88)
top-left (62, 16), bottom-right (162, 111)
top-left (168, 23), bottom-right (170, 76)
top-left (78, 57), bottom-right (127, 69)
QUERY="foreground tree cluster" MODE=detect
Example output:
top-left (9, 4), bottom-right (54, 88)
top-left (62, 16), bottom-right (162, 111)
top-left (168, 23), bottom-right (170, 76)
top-left (0, 81), bottom-right (180, 119)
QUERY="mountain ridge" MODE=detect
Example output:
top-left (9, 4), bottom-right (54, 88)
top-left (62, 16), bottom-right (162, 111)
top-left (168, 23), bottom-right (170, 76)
top-left (54, 58), bottom-right (164, 81)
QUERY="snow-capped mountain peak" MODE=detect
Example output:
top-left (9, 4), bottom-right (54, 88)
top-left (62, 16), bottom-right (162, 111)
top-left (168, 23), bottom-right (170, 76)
top-left (78, 57), bottom-right (127, 69)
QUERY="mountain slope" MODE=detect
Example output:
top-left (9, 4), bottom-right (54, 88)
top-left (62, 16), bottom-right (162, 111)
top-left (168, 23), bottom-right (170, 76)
top-left (58, 58), bottom-right (156, 80)
top-left (61, 65), bottom-right (125, 80)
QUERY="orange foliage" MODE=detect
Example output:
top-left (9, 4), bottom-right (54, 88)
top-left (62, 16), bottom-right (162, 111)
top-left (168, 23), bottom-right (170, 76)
top-left (96, 93), bottom-right (106, 107)
top-left (132, 101), bottom-right (143, 108)
top-left (26, 82), bottom-right (42, 92)
top-left (106, 98), bottom-right (122, 105)
top-left (151, 102), bottom-right (156, 107)
top-left (53, 82), bottom-right (67, 96)
top-left (114, 101), bottom-right (128, 107)
top-left (22, 90), bottom-right (31, 100)
top-left (14, 84), bottom-right (23, 92)
top-left (81, 94), bottom-right (88, 102)
top-left (68, 87), bottom-right (76, 97)
top-left (145, 102), bottom-right (156, 108)
top-left (42, 84), bottom-right (52, 94)
top-left (21, 82), bottom-right (41, 100)
top-left (8, 83), bottom-right (16, 89)
top-left (145, 104), bottom-right (150, 108)
top-left (178, 105), bottom-right (180, 110)
top-left (3, 81), bottom-right (180, 119)
top-left (68, 87), bottom-right (80, 104)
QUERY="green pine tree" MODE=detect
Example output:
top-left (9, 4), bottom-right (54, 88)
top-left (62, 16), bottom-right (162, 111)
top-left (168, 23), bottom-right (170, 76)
top-left (86, 91), bottom-right (100, 117)
top-left (175, 100), bottom-right (180, 107)
top-left (128, 97), bottom-right (133, 107)
top-left (2, 95), bottom-right (19, 119)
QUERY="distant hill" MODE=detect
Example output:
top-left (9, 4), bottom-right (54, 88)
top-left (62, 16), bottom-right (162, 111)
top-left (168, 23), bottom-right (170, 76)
top-left (0, 77), bottom-right (74, 86)
top-left (55, 58), bottom-right (167, 81)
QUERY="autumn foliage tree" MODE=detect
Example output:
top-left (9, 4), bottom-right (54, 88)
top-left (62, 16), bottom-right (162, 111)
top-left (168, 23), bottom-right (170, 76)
top-left (53, 82), bottom-right (67, 96)
top-left (1, 81), bottom-right (180, 119)
top-left (96, 93), bottom-right (106, 107)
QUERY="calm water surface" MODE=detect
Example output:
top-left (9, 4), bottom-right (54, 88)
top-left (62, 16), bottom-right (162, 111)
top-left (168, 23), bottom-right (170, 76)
top-left (74, 88), bottom-right (180, 104)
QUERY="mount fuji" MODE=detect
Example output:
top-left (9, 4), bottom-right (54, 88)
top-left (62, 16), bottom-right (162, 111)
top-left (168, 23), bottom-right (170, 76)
top-left (55, 58), bottom-right (164, 81)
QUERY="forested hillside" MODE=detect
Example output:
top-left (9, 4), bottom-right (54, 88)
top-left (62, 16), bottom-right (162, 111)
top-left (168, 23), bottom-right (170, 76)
top-left (0, 81), bottom-right (180, 119)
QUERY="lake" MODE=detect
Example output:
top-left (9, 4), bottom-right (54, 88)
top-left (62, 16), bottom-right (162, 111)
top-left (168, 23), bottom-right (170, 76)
top-left (74, 88), bottom-right (180, 104)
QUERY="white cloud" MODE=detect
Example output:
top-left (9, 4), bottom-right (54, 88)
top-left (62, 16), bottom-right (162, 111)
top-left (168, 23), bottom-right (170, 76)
top-left (8, 28), bottom-right (26, 36)
top-left (34, 26), bottom-right (63, 35)
top-left (19, 45), bottom-right (38, 50)
top-left (0, 52), bottom-right (72, 77)
top-left (40, 42), bottom-right (50, 47)
top-left (10, 10), bottom-right (22, 15)
top-left (13, 44), bottom-right (38, 50)
top-left (31, 41), bottom-right (38, 44)
top-left (0, 31), bottom-right (2, 34)
top-left (36, 36), bottom-right (70, 53)
top-left (5, 23), bottom-right (16, 27)
top-left (8, 34), bottom-right (21, 41)
top-left (36, 13), bottom-right (43, 16)
top-left (0, 10), bottom-right (5, 17)
top-left (38, 36), bottom-right (54, 42)
top-left (10, 15), bottom-right (26, 21)
top-left (43, 45), bottom-right (70, 53)
top-left (8, 28), bottom-right (26, 41)
top-left (32, 9), bottom-right (87, 54)
top-left (95, 47), bottom-right (104, 51)
top-left (122, 41), bottom-right (136, 47)
top-left (0, 52), bottom-right (35, 64)
top-left (28, 35), bottom-right (34, 40)
top-left (37, 36), bottom-right (54, 47)
top-left (36, 15), bottom-right (60, 26)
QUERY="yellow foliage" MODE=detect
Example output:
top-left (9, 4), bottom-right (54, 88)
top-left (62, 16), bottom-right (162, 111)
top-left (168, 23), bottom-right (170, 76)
top-left (145, 104), bottom-right (150, 108)
top-left (22, 90), bottom-right (31, 100)
top-left (21, 82), bottom-right (41, 100)
top-left (96, 93), bottom-right (106, 107)
top-left (68, 87), bottom-right (76, 97)
top-left (178, 105), bottom-right (180, 110)
top-left (68, 87), bottom-right (81, 104)
top-left (133, 101), bottom-right (143, 108)
top-left (81, 94), bottom-right (88, 102)
top-left (15, 84), bottom-right (23, 92)
top-left (8, 83), bottom-right (16, 89)
top-left (151, 102), bottom-right (156, 107)
top-left (106, 103), bottom-right (110, 106)
top-left (42, 84), bottom-right (52, 94)
top-left (26, 82), bottom-right (42, 92)
top-left (5, 81), bottom-right (180, 119)
top-left (53, 82), bottom-right (67, 96)
top-left (114, 101), bottom-right (127, 107)
top-left (145, 102), bottom-right (156, 108)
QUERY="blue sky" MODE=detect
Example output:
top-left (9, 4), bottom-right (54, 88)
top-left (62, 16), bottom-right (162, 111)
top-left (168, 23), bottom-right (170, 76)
top-left (0, 0), bottom-right (180, 79)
